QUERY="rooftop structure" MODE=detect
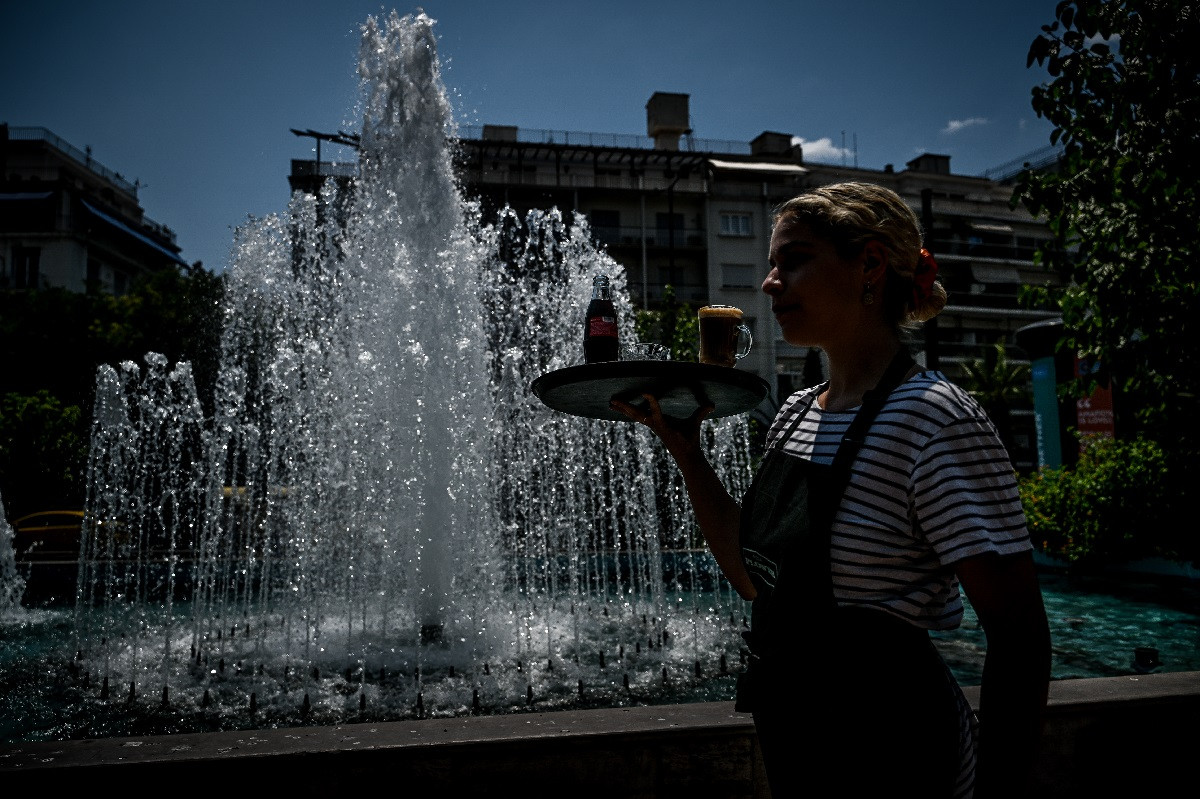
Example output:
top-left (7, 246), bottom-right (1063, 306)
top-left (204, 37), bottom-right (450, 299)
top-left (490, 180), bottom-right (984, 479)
top-left (0, 125), bottom-right (189, 295)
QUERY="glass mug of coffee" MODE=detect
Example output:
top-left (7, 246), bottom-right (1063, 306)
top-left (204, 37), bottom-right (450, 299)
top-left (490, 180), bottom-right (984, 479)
top-left (698, 305), bottom-right (752, 367)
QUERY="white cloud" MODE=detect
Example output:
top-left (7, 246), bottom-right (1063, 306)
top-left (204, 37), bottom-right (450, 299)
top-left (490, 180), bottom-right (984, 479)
top-left (791, 135), bottom-right (851, 164)
top-left (942, 117), bottom-right (989, 135)
top-left (1085, 32), bottom-right (1120, 50)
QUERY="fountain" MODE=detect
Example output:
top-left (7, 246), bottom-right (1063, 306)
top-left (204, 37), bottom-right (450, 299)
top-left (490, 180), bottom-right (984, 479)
top-left (0, 9), bottom-right (756, 741)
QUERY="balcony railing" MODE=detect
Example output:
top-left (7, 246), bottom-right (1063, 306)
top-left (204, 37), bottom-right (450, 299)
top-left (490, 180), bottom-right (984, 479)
top-left (458, 125), bottom-right (752, 155)
top-left (6, 126), bottom-right (183, 243)
top-left (466, 168), bottom-right (708, 194)
top-left (7, 126), bottom-right (139, 196)
top-left (591, 225), bottom-right (706, 248)
top-left (625, 281), bottom-right (710, 306)
top-left (930, 237), bottom-right (1058, 263)
top-left (289, 159), bottom-right (359, 179)
top-left (980, 144), bottom-right (1064, 181)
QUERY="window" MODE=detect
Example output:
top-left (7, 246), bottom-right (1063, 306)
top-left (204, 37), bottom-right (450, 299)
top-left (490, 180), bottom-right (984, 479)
top-left (12, 246), bottom-right (40, 289)
top-left (589, 210), bottom-right (620, 245)
top-left (655, 212), bottom-right (683, 246)
top-left (721, 263), bottom-right (757, 289)
top-left (594, 168), bottom-right (626, 189)
top-left (87, 258), bottom-right (102, 293)
top-left (719, 212), bottom-right (753, 237)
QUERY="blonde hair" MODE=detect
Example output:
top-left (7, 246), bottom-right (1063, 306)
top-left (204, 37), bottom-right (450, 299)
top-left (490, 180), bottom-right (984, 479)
top-left (773, 182), bottom-right (947, 328)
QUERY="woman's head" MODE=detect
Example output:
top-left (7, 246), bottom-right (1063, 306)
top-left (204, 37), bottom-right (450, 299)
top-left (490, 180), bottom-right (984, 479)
top-left (771, 182), bottom-right (946, 328)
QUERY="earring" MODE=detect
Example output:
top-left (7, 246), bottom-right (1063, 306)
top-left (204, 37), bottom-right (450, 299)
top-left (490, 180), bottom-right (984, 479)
top-left (862, 282), bottom-right (875, 305)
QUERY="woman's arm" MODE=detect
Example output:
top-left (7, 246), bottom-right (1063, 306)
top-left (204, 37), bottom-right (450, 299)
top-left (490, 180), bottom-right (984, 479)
top-left (610, 395), bottom-right (756, 600)
top-left (955, 550), bottom-right (1052, 799)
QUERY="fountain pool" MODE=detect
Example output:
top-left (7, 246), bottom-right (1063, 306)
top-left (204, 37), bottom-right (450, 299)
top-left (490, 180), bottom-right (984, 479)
top-left (2, 554), bottom-right (1197, 744)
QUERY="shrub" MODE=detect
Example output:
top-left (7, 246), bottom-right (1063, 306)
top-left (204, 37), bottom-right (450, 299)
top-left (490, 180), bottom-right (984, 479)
top-left (1018, 435), bottom-right (1175, 567)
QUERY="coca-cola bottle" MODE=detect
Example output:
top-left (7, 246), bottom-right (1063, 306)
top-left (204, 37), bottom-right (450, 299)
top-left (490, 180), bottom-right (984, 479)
top-left (583, 274), bottom-right (619, 363)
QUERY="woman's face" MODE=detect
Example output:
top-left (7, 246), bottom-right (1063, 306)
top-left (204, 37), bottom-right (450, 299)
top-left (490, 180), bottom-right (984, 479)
top-left (762, 217), bottom-right (865, 349)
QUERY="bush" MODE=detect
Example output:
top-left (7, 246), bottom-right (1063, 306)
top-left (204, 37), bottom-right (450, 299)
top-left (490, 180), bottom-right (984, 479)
top-left (1018, 435), bottom-right (1177, 568)
top-left (0, 391), bottom-right (89, 521)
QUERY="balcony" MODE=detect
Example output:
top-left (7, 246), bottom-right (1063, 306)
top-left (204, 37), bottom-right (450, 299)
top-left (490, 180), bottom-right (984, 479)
top-left (459, 124), bottom-right (752, 156)
top-left (591, 225), bottom-right (706, 249)
top-left (6, 126), bottom-right (139, 197)
top-left (465, 169), bottom-right (708, 194)
top-left (931, 237), bottom-right (1043, 262)
top-left (626, 281), bottom-right (709, 306)
top-left (289, 159), bottom-right (359, 179)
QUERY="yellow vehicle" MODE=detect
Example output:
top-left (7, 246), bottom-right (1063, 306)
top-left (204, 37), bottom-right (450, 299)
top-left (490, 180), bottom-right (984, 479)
top-left (11, 510), bottom-right (85, 563)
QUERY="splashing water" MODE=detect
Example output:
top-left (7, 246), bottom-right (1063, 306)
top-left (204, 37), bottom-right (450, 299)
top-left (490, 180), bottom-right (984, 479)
top-left (0, 491), bottom-right (26, 616)
top-left (52, 9), bottom-right (756, 735)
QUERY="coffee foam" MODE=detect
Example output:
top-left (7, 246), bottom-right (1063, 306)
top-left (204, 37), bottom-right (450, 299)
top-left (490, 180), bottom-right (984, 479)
top-left (699, 306), bottom-right (742, 319)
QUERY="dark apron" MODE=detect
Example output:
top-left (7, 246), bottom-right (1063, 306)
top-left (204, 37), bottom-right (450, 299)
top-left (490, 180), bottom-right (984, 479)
top-left (737, 394), bottom-right (838, 667)
top-left (734, 362), bottom-right (963, 797)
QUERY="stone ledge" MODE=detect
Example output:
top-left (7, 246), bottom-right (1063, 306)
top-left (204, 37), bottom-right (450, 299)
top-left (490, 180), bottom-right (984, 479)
top-left (2, 671), bottom-right (1197, 797)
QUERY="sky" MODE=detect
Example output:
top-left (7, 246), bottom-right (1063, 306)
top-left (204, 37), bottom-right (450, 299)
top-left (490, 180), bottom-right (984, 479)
top-left (2, 0), bottom-right (1064, 275)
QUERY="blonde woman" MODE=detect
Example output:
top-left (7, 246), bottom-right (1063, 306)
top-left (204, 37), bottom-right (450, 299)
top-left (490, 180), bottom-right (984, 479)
top-left (613, 182), bottom-right (1050, 799)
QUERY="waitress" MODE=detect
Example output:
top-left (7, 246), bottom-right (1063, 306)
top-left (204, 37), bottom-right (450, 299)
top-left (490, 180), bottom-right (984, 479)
top-left (612, 181), bottom-right (1050, 799)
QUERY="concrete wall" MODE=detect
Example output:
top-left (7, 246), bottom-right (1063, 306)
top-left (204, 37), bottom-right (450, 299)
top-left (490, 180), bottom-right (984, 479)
top-left (2, 671), bottom-right (1196, 797)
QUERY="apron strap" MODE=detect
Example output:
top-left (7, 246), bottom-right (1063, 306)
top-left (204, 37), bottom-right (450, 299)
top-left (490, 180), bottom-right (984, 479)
top-left (829, 348), bottom-right (917, 488)
top-left (814, 348), bottom-right (917, 601)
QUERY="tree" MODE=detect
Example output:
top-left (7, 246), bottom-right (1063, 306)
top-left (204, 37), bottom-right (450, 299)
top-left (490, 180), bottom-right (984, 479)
top-left (1016, 0), bottom-right (1200, 486)
top-left (632, 285), bottom-right (699, 363)
top-left (0, 391), bottom-right (89, 521)
top-left (94, 266), bottom-right (226, 416)
top-left (0, 268), bottom-right (224, 411)
top-left (0, 266), bottom-right (224, 521)
top-left (960, 341), bottom-right (1031, 461)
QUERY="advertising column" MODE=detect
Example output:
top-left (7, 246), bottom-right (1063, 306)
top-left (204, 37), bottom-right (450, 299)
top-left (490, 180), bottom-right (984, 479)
top-left (1074, 355), bottom-right (1116, 451)
top-left (1030, 355), bottom-right (1063, 469)
top-left (1015, 318), bottom-right (1066, 470)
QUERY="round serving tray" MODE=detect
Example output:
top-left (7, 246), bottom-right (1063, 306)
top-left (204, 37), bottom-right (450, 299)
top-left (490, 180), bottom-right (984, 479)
top-left (531, 360), bottom-right (770, 422)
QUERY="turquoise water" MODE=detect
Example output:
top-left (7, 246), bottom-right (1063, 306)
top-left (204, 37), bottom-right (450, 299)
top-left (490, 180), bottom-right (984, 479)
top-left (934, 572), bottom-right (1199, 684)
top-left (2, 571), bottom-right (1195, 745)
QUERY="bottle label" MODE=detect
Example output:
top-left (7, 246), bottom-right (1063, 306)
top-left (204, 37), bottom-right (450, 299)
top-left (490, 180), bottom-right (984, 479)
top-left (588, 316), bottom-right (617, 337)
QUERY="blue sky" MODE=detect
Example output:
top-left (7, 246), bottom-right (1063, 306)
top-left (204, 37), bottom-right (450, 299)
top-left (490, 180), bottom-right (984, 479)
top-left (2, 0), bottom-right (1063, 275)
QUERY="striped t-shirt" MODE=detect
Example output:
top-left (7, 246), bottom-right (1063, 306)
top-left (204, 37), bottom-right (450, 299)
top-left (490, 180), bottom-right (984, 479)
top-left (765, 370), bottom-right (1033, 631)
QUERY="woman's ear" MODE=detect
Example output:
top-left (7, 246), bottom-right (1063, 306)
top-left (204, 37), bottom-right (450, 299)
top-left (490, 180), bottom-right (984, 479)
top-left (861, 240), bottom-right (889, 285)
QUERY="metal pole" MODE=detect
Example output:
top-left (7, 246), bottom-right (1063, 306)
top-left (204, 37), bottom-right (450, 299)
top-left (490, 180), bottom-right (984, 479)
top-left (921, 188), bottom-right (939, 371)
top-left (640, 187), bottom-right (648, 308)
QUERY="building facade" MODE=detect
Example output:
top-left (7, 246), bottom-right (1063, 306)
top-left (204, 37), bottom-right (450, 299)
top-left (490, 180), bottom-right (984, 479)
top-left (290, 93), bottom-right (1063, 471)
top-left (0, 125), bottom-right (189, 295)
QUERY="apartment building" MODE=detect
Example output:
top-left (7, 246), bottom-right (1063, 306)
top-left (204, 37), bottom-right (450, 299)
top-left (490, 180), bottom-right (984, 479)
top-left (0, 125), bottom-right (189, 295)
top-left (289, 92), bottom-right (1062, 470)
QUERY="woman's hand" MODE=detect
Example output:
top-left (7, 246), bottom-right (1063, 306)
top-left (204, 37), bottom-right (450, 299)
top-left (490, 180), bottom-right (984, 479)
top-left (610, 393), bottom-right (714, 459)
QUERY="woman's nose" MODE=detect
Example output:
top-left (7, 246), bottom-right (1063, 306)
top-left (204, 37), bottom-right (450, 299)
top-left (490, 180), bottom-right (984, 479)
top-left (761, 269), bottom-right (780, 294)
